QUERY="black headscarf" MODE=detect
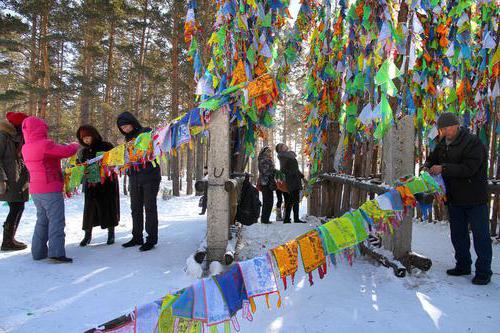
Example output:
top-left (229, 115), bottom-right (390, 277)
top-left (116, 111), bottom-right (143, 141)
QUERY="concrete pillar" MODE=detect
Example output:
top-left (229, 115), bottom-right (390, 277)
top-left (206, 107), bottom-right (231, 262)
top-left (381, 115), bottom-right (415, 259)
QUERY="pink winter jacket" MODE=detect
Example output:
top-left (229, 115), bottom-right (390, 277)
top-left (21, 117), bottom-right (79, 194)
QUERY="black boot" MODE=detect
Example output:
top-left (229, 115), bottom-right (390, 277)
top-left (122, 238), bottom-right (143, 248)
top-left (139, 242), bottom-right (155, 252)
top-left (1, 223), bottom-right (26, 251)
top-left (79, 230), bottom-right (92, 247)
top-left (472, 273), bottom-right (491, 285)
top-left (107, 227), bottom-right (115, 245)
top-left (446, 267), bottom-right (471, 276)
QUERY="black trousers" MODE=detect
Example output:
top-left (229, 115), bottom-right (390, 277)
top-left (276, 189), bottom-right (283, 208)
top-left (4, 202), bottom-right (25, 229)
top-left (284, 190), bottom-right (300, 222)
top-left (448, 204), bottom-right (492, 276)
top-left (261, 186), bottom-right (274, 223)
top-left (129, 179), bottom-right (160, 244)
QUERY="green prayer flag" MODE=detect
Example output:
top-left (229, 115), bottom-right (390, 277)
top-left (375, 59), bottom-right (402, 85)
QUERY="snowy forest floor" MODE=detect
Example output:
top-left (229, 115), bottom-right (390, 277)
top-left (0, 180), bottom-right (499, 333)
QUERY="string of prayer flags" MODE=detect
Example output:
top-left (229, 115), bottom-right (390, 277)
top-left (271, 239), bottom-right (299, 289)
top-left (102, 145), bottom-right (125, 167)
top-left (297, 230), bottom-right (327, 286)
top-left (92, 172), bottom-right (449, 332)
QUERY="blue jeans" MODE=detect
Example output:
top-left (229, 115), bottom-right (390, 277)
top-left (448, 204), bottom-right (492, 276)
top-left (31, 192), bottom-right (66, 260)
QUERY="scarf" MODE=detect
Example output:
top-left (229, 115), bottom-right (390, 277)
top-left (214, 264), bottom-right (247, 317)
top-left (271, 239), bottom-right (299, 289)
top-left (238, 254), bottom-right (280, 310)
top-left (297, 230), bottom-right (327, 286)
top-left (136, 300), bottom-right (161, 333)
top-left (172, 287), bottom-right (194, 319)
top-left (319, 216), bottom-right (365, 255)
top-left (204, 277), bottom-right (231, 326)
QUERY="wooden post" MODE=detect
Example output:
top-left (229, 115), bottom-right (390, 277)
top-left (206, 108), bottom-right (231, 262)
top-left (381, 115), bottom-right (415, 259)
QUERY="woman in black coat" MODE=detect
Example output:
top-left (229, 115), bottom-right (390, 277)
top-left (77, 125), bottom-right (120, 246)
top-left (0, 113), bottom-right (29, 251)
top-left (258, 146), bottom-right (276, 224)
top-left (276, 143), bottom-right (305, 224)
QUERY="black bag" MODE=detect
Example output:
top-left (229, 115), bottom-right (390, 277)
top-left (236, 177), bottom-right (261, 226)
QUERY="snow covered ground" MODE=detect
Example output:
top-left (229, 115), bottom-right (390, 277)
top-left (0, 185), bottom-right (499, 332)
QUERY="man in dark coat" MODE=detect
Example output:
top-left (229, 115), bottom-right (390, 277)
top-left (0, 112), bottom-right (29, 251)
top-left (77, 125), bottom-right (120, 247)
top-left (424, 112), bottom-right (492, 285)
top-left (117, 112), bottom-right (161, 251)
top-left (276, 143), bottom-right (305, 224)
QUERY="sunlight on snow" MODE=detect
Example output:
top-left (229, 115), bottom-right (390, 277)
top-left (269, 316), bottom-right (284, 332)
top-left (416, 292), bottom-right (444, 329)
top-left (72, 267), bottom-right (109, 285)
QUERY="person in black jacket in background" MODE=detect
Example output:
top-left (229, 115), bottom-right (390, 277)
top-left (117, 112), bottom-right (161, 252)
top-left (424, 112), bottom-right (492, 285)
top-left (258, 146), bottom-right (276, 224)
top-left (76, 125), bottom-right (119, 247)
top-left (276, 143), bottom-right (306, 224)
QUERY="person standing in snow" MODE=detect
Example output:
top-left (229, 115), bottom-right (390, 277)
top-left (116, 112), bottom-right (161, 252)
top-left (199, 166), bottom-right (208, 215)
top-left (275, 143), bottom-right (305, 224)
top-left (258, 146), bottom-right (276, 224)
top-left (22, 116), bottom-right (80, 263)
top-left (0, 112), bottom-right (30, 251)
top-left (424, 112), bottom-right (492, 285)
top-left (76, 125), bottom-right (120, 247)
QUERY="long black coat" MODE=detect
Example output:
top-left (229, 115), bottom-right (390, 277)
top-left (77, 126), bottom-right (120, 230)
top-left (278, 151), bottom-right (303, 192)
top-left (0, 120), bottom-right (29, 202)
top-left (116, 112), bottom-right (161, 184)
top-left (424, 128), bottom-right (488, 206)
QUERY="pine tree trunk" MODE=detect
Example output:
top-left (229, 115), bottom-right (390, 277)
top-left (39, 4), bottom-right (50, 119)
top-left (103, 19), bottom-right (115, 140)
top-left (54, 40), bottom-right (64, 141)
top-left (135, 0), bottom-right (149, 115)
top-left (29, 14), bottom-right (38, 115)
top-left (195, 136), bottom-right (204, 181)
top-left (170, 0), bottom-right (181, 196)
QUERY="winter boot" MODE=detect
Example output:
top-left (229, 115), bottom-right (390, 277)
top-left (1, 223), bottom-right (26, 251)
top-left (472, 273), bottom-right (491, 285)
top-left (139, 242), bottom-right (155, 252)
top-left (122, 238), bottom-right (143, 248)
top-left (107, 227), bottom-right (115, 245)
top-left (50, 256), bottom-right (73, 263)
top-left (12, 220), bottom-right (27, 249)
top-left (276, 207), bottom-right (283, 221)
top-left (79, 229), bottom-right (92, 247)
top-left (446, 267), bottom-right (471, 276)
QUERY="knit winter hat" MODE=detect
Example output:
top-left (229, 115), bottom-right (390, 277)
top-left (437, 112), bottom-right (460, 129)
top-left (6, 112), bottom-right (29, 127)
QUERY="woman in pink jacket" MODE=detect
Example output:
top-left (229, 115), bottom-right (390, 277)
top-left (22, 116), bottom-right (79, 263)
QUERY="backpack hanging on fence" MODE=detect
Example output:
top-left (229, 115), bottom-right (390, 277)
top-left (236, 176), bottom-right (261, 226)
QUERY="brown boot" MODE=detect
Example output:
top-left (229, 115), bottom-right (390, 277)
top-left (12, 220), bottom-right (27, 249)
top-left (1, 223), bottom-right (26, 251)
